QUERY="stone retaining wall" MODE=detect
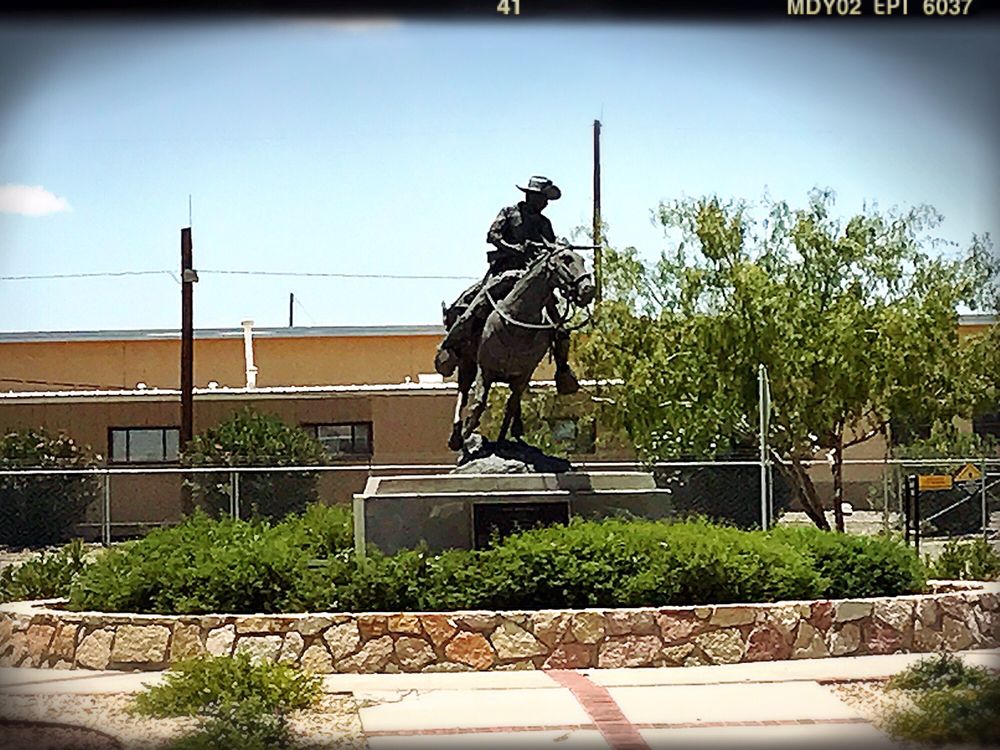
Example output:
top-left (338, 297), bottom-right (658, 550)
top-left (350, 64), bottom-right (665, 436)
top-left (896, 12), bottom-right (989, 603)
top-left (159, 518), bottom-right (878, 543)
top-left (1, 582), bottom-right (997, 673)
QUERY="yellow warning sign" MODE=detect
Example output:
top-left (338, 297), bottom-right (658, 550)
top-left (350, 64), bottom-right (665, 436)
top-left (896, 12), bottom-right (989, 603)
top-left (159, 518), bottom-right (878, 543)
top-left (918, 474), bottom-right (954, 492)
top-left (953, 463), bottom-right (983, 483)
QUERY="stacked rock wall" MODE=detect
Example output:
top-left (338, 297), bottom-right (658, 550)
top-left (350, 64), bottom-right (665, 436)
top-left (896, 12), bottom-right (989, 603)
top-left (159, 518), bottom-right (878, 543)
top-left (1, 582), bottom-right (996, 672)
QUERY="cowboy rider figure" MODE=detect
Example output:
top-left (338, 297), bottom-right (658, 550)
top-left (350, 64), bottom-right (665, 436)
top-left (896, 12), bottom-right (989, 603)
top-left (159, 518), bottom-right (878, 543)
top-left (434, 175), bottom-right (581, 396)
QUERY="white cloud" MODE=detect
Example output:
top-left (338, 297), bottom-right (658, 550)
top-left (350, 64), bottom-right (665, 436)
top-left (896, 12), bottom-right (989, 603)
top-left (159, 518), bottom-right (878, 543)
top-left (289, 17), bottom-right (402, 33)
top-left (0, 184), bottom-right (71, 216)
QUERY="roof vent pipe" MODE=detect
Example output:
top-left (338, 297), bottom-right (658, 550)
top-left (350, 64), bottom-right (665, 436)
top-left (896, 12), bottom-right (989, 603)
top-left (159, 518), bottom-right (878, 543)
top-left (241, 319), bottom-right (258, 389)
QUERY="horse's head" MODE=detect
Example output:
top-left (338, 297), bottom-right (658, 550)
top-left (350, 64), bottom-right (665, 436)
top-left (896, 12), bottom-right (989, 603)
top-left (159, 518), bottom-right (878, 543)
top-left (546, 247), bottom-right (596, 306)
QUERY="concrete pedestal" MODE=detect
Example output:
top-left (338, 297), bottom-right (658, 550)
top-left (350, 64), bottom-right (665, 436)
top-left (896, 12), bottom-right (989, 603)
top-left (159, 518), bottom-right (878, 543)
top-left (353, 471), bottom-right (675, 556)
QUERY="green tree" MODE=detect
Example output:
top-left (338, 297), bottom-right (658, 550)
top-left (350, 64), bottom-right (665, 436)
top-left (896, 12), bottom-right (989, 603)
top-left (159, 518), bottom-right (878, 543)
top-left (578, 189), bottom-right (997, 531)
top-left (0, 428), bottom-right (100, 546)
top-left (181, 408), bottom-right (326, 521)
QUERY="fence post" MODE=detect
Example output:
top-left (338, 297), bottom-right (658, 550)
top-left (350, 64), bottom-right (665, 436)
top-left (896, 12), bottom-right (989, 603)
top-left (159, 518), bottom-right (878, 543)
top-left (913, 474), bottom-right (921, 556)
top-left (233, 471), bottom-right (241, 521)
top-left (102, 471), bottom-right (111, 547)
top-left (903, 473), bottom-right (911, 545)
top-left (880, 467), bottom-right (888, 533)
top-left (229, 471), bottom-right (236, 520)
top-left (983, 459), bottom-right (989, 542)
top-left (758, 364), bottom-right (770, 531)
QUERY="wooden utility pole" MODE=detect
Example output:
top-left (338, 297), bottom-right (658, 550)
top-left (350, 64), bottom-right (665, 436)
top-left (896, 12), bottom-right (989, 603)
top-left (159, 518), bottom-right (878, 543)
top-left (289, 292), bottom-right (294, 327)
top-left (593, 119), bottom-right (602, 303)
top-left (180, 227), bottom-right (194, 451)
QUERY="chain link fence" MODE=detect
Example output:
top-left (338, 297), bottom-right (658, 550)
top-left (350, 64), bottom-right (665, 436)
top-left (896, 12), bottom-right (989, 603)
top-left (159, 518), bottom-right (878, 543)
top-left (0, 458), bottom-right (997, 550)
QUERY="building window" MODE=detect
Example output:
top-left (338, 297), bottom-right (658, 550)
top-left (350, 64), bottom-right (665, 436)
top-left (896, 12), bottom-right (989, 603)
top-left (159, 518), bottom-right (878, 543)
top-left (973, 409), bottom-right (1000, 439)
top-left (889, 416), bottom-right (932, 447)
top-left (109, 427), bottom-right (180, 463)
top-left (304, 422), bottom-right (373, 458)
top-left (549, 418), bottom-right (596, 455)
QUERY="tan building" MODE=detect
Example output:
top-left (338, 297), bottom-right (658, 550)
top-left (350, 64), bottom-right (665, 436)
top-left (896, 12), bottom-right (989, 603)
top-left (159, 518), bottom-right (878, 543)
top-left (0, 316), bottom-right (996, 535)
top-left (0, 324), bottom-right (590, 535)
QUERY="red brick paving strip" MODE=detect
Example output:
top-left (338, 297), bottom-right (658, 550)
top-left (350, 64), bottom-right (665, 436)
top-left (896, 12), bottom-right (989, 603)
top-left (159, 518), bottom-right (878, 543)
top-left (546, 669), bottom-right (651, 750)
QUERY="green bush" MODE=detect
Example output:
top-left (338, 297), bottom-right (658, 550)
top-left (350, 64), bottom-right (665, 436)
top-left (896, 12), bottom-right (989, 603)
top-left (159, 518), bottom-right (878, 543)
top-left (133, 652), bottom-right (321, 718)
top-left (454, 518), bottom-right (823, 610)
top-left (768, 525), bottom-right (926, 599)
top-left (926, 538), bottom-right (1000, 581)
top-left (168, 697), bottom-right (295, 750)
top-left (0, 428), bottom-right (100, 546)
top-left (887, 651), bottom-right (992, 691)
top-left (69, 504), bottom-right (352, 614)
top-left (68, 509), bottom-right (928, 615)
top-left (883, 654), bottom-right (1000, 745)
top-left (0, 539), bottom-right (90, 603)
top-left (181, 408), bottom-right (327, 521)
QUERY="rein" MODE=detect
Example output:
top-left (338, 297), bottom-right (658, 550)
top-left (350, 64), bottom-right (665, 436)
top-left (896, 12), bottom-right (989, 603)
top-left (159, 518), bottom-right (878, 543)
top-left (483, 254), bottom-right (593, 332)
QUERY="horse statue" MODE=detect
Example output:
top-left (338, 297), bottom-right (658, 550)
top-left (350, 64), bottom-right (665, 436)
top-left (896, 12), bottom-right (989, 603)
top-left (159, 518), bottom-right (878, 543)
top-left (446, 243), bottom-right (596, 454)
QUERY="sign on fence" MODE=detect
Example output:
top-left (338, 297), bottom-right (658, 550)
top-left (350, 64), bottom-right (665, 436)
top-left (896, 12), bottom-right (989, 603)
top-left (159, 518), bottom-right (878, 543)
top-left (953, 463), bottom-right (983, 483)
top-left (918, 474), bottom-right (954, 492)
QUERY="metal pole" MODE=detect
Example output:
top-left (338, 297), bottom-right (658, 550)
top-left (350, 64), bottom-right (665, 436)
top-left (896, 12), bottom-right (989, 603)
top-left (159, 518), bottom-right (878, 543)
top-left (289, 293), bottom-right (294, 327)
top-left (102, 472), bottom-right (111, 547)
top-left (882, 467), bottom-right (890, 534)
top-left (592, 119), bottom-right (602, 304)
top-left (233, 471), bottom-right (240, 521)
top-left (913, 475), bottom-right (921, 555)
top-left (758, 364), bottom-right (769, 531)
top-left (983, 459), bottom-right (989, 542)
top-left (180, 227), bottom-right (194, 450)
top-left (903, 474), bottom-right (911, 545)
top-left (229, 471), bottom-right (236, 519)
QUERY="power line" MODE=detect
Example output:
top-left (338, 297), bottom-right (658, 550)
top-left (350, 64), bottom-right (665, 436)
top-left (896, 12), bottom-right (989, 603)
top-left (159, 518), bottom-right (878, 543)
top-left (200, 270), bottom-right (478, 281)
top-left (0, 270), bottom-right (179, 282)
top-left (1, 269), bottom-right (477, 282)
top-left (1, 377), bottom-right (116, 389)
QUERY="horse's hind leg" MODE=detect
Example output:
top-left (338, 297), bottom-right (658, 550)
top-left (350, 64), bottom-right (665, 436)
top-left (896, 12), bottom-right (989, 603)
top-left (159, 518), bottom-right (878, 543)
top-left (448, 389), bottom-right (465, 451)
top-left (449, 363), bottom-right (473, 451)
top-left (462, 370), bottom-right (492, 442)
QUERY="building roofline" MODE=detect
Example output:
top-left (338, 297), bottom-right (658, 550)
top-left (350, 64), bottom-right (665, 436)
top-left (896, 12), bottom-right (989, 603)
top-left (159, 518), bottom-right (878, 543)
top-left (0, 379), bottom-right (622, 404)
top-left (0, 324), bottom-right (446, 344)
top-left (959, 313), bottom-right (996, 326)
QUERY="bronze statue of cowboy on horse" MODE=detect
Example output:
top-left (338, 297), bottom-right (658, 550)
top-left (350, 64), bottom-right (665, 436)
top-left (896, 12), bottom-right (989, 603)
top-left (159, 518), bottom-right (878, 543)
top-left (435, 176), bottom-right (597, 454)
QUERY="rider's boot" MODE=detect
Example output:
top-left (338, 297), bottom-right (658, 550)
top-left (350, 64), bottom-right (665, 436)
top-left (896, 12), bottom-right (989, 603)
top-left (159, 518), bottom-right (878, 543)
top-left (552, 332), bottom-right (580, 395)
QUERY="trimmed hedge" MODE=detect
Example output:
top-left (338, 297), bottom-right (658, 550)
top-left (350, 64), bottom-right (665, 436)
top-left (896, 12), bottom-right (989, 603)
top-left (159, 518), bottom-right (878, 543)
top-left (67, 505), bottom-right (926, 615)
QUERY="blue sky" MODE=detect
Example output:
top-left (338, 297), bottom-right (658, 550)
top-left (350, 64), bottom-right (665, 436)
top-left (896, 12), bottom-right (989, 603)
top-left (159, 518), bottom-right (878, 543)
top-left (0, 20), bottom-right (997, 333)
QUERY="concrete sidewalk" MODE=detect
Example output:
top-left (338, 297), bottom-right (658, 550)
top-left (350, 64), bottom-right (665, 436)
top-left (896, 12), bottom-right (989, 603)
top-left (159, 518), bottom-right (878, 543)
top-left (2, 649), bottom-right (997, 749)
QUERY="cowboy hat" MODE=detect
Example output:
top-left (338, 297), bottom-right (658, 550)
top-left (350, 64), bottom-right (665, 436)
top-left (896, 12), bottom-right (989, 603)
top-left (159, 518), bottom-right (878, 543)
top-left (516, 176), bottom-right (561, 200)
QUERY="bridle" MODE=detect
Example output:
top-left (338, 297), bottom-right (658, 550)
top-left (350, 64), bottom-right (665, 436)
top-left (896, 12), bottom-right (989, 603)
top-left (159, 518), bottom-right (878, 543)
top-left (484, 249), bottom-right (593, 331)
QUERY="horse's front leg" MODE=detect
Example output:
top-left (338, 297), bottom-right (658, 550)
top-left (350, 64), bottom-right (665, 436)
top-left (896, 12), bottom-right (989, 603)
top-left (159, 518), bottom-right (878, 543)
top-left (462, 369), bottom-right (492, 442)
top-left (509, 376), bottom-right (529, 441)
top-left (497, 387), bottom-right (519, 444)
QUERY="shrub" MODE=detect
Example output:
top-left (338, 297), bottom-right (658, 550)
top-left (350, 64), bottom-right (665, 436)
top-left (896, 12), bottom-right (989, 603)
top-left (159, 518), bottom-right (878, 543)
top-left (181, 408), bottom-right (327, 521)
top-left (883, 653), bottom-right (1000, 745)
top-left (887, 651), bottom-right (992, 691)
top-left (463, 517), bottom-right (823, 610)
top-left (69, 509), bottom-right (929, 615)
top-left (168, 697), bottom-right (295, 750)
top-left (69, 504), bottom-right (352, 614)
top-left (926, 538), bottom-right (1000, 581)
top-left (0, 539), bottom-right (90, 603)
top-left (133, 652), bottom-right (321, 718)
top-left (0, 428), bottom-right (100, 546)
top-left (767, 525), bottom-right (926, 599)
